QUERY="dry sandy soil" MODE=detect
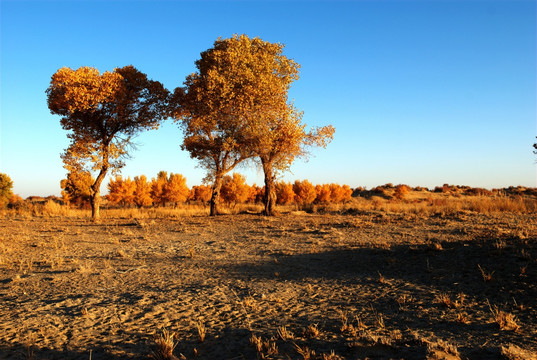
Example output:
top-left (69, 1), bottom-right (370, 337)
top-left (0, 210), bottom-right (536, 359)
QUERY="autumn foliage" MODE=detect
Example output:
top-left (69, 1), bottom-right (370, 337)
top-left (173, 34), bottom-right (334, 216)
top-left (0, 173), bottom-right (14, 208)
top-left (49, 36), bottom-right (335, 217)
top-left (220, 173), bottom-right (250, 206)
top-left (103, 170), bottom-right (353, 210)
top-left (47, 65), bottom-right (169, 220)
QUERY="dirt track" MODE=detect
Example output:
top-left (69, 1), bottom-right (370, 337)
top-left (0, 211), bottom-right (536, 359)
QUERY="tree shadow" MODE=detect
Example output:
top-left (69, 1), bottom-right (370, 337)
top-left (219, 235), bottom-right (537, 358)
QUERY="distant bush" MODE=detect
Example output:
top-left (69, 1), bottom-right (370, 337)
top-left (221, 173), bottom-right (250, 206)
top-left (0, 173), bottom-right (13, 208)
top-left (394, 184), bottom-right (410, 200)
top-left (293, 180), bottom-right (316, 206)
top-left (189, 185), bottom-right (212, 204)
top-left (275, 182), bottom-right (295, 205)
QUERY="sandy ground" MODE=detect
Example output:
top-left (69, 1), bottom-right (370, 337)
top-left (0, 211), bottom-right (536, 359)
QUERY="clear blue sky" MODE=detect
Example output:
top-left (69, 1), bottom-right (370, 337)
top-left (1, 0), bottom-right (536, 197)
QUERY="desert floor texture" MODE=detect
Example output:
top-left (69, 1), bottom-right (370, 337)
top-left (0, 211), bottom-right (536, 359)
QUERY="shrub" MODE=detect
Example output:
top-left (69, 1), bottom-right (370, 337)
top-left (276, 182), bottom-right (295, 205)
top-left (220, 173), bottom-right (250, 206)
top-left (293, 180), bottom-right (316, 205)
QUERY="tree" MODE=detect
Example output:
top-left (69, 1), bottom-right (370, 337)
top-left (133, 175), bottom-right (152, 208)
top-left (189, 185), bottom-right (212, 204)
top-left (223, 36), bottom-right (334, 215)
top-left (293, 180), bottom-right (316, 206)
top-left (275, 182), bottom-right (295, 205)
top-left (151, 171), bottom-right (169, 207)
top-left (60, 171), bottom-right (93, 208)
top-left (165, 173), bottom-right (189, 207)
top-left (534, 137), bottom-right (537, 156)
top-left (315, 184), bottom-right (331, 204)
top-left (47, 66), bottom-right (169, 220)
top-left (0, 173), bottom-right (13, 208)
top-left (173, 36), bottom-right (270, 215)
top-left (220, 173), bottom-right (250, 206)
top-left (107, 176), bottom-right (135, 207)
top-left (247, 184), bottom-right (264, 204)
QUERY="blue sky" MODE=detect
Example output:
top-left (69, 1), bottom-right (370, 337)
top-left (1, 0), bottom-right (535, 197)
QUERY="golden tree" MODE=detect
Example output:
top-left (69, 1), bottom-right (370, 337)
top-left (247, 184), bottom-right (264, 204)
top-left (173, 35), bottom-right (259, 216)
top-left (224, 36), bottom-right (334, 215)
top-left (60, 170), bottom-right (94, 208)
top-left (133, 175), bottom-right (152, 208)
top-left (165, 173), bottom-right (189, 207)
top-left (0, 173), bottom-right (14, 209)
top-left (189, 185), bottom-right (212, 204)
top-left (107, 176), bottom-right (136, 207)
top-left (275, 182), bottom-right (295, 205)
top-left (293, 179), bottom-right (317, 206)
top-left (315, 184), bottom-right (331, 204)
top-left (150, 171), bottom-right (169, 207)
top-left (220, 173), bottom-right (250, 206)
top-left (47, 66), bottom-right (169, 220)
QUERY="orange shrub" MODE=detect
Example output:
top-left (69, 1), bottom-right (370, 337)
top-left (248, 184), bottom-right (264, 204)
top-left (107, 176), bottom-right (136, 207)
top-left (315, 184), bottom-right (331, 203)
top-left (220, 173), bottom-right (250, 205)
top-left (166, 173), bottom-right (189, 206)
top-left (293, 180), bottom-right (316, 205)
top-left (189, 185), bottom-right (212, 203)
top-left (133, 175), bottom-right (152, 208)
top-left (276, 182), bottom-right (295, 205)
top-left (394, 184), bottom-right (410, 200)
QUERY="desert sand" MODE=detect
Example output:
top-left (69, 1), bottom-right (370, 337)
top-left (0, 210), bottom-right (536, 359)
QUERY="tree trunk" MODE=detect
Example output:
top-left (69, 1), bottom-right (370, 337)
top-left (90, 165), bottom-right (108, 221)
top-left (210, 174), bottom-right (223, 216)
top-left (262, 161), bottom-right (276, 216)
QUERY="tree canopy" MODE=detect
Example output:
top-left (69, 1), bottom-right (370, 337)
top-left (47, 65), bottom-right (169, 219)
top-left (0, 173), bottom-right (14, 208)
top-left (174, 34), bottom-right (334, 216)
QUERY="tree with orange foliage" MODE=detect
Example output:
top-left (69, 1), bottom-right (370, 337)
top-left (247, 185), bottom-right (265, 204)
top-left (220, 173), bottom-right (250, 206)
top-left (133, 175), bottom-right (152, 208)
top-left (166, 173), bottom-right (189, 207)
top-left (107, 176), bottom-right (136, 207)
top-left (60, 171), bottom-right (93, 208)
top-left (172, 35), bottom-right (256, 216)
top-left (293, 180), bottom-right (317, 206)
top-left (328, 184), bottom-right (353, 203)
top-left (340, 185), bottom-right (353, 202)
top-left (315, 184), bottom-right (331, 204)
top-left (151, 171), bottom-right (169, 207)
top-left (0, 173), bottom-right (13, 209)
top-left (47, 66), bottom-right (169, 220)
top-left (218, 35), bottom-right (335, 215)
top-left (189, 185), bottom-right (212, 204)
top-left (275, 182), bottom-right (295, 205)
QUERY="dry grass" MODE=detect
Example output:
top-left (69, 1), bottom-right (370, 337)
top-left (195, 321), bottom-right (206, 343)
top-left (501, 344), bottom-right (537, 360)
top-left (1, 191), bottom-right (535, 222)
top-left (478, 264), bottom-right (494, 282)
top-left (151, 329), bottom-right (178, 360)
